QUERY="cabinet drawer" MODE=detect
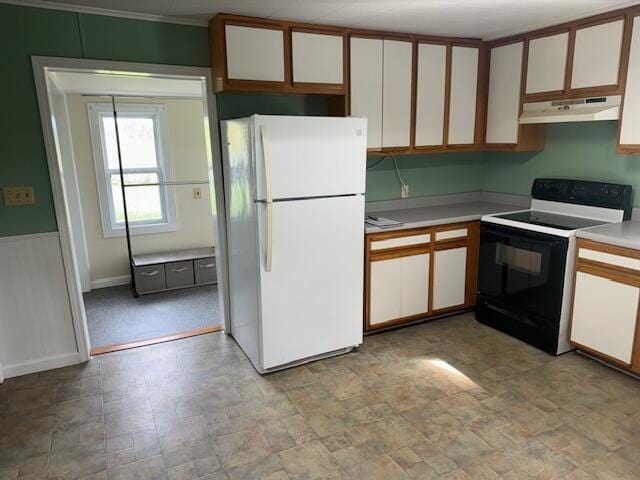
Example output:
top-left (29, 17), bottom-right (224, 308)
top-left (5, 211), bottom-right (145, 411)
top-left (578, 248), bottom-right (640, 271)
top-left (195, 257), bottom-right (217, 284)
top-left (134, 265), bottom-right (166, 293)
top-left (165, 261), bottom-right (195, 288)
top-left (435, 228), bottom-right (468, 242)
top-left (370, 233), bottom-right (431, 251)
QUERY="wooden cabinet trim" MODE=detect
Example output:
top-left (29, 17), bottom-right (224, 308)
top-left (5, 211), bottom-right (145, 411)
top-left (571, 339), bottom-right (633, 369)
top-left (577, 238), bottom-right (640, 260)
top-left (370, 246), bottom-right (431, 261)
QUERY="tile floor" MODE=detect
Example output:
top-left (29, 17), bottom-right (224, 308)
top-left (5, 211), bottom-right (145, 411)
top-left (1, 313), bottom-right (639, 480)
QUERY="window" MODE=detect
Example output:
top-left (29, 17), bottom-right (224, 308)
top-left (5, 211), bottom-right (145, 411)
top-left (88, 103), bottom-right (176, 237)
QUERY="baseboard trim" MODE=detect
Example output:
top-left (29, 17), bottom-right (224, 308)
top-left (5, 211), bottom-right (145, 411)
top-left (2, 352), bottom-right (80, 379)
top-left (90, 325), bottom-right (224, 356)
top-left (90, 275), bottom-right (131, 290)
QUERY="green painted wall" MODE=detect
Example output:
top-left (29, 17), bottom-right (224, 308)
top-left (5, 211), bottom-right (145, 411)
top-left (482, 122), bottom-right (640, 205)
top-left (216, 93), bottom-right (328, 120)
top-left (4, 4), bottom-right (640, 237)
top-left (365, 153), bottom-right (485, 201)
top-left (0, 4), bottom-right (209, 237)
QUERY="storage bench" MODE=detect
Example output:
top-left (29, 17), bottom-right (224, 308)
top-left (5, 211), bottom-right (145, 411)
top-left (131, 247), bottom-right (216, 296)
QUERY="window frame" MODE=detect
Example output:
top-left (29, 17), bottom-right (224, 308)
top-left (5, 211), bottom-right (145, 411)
top-left (88, 103), bottom-right (177, 238)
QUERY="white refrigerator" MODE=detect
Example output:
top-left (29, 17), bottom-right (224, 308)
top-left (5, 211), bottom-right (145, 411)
top-left (221, 115), bottom-right (367, 373)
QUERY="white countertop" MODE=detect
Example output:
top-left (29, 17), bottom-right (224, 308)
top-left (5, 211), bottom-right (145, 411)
top-left (365, 201), bottom-right (525, 233)
top-left (577, 221), bottom-right (640, 250)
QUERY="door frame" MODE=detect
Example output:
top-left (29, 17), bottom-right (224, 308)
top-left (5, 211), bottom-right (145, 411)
top-left (32, 56), bottom-right (231, 361)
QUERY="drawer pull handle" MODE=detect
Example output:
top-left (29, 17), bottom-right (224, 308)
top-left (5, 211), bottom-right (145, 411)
top-left (200, 263), bottom-right (215, 269)
top-left (171, 267), bottom-right (189, 273)
top-left (141, 270), bottom-right (159, 277)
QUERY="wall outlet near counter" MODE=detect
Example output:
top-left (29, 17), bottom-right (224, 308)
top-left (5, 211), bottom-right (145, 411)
top-left (401, 184), bottom-right (410, 198)
top-left (3, 186), bottom-right (36, 206)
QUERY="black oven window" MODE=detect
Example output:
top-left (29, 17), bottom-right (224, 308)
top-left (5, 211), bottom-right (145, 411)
top-left (495, 243), bottom-right (543, 275)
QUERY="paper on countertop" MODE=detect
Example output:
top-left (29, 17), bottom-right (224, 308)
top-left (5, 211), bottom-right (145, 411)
top-left (365, 215), bottom-right (404, 228)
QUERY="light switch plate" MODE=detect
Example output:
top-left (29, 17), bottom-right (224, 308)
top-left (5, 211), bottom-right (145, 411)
top-left (193, 187), bottom-right (202, 199)
top-left (3, 186), bottom-right (36, 206)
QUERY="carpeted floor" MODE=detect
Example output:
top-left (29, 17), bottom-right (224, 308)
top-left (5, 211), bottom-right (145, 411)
top-left (83, 283), bottom-right (220, 347)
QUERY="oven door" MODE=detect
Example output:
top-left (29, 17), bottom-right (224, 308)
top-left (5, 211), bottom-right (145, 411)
top-left (477, 223), bottom-right (568, 324)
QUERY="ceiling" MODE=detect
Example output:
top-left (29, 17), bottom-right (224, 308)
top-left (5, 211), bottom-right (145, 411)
top-left (50, 71), bottom-right (204, 98)
top-left (27, 0), bottom-right (640, 39)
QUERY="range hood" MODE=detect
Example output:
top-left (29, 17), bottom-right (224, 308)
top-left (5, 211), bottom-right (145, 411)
top-left (519, 95), bottom-right (621, 124)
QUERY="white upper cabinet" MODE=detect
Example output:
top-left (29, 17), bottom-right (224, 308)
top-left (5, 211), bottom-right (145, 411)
top-left (415, 43), bottom-right (447, 147)
top-left (225, 25), bottom-right (285, 82)
top-left (292, 31), bottom-right (344, 85)
top-left (526, 32), bottom-right (569, 94)
top-left (350, 37), bottom-right (383, 149)
top-left (448, 46), bottom-right (479, 145)
top-left (572, 20), bottom-right (624, 90)
top-left (486, 42), bottom-right (524, 144)
top-left (382, 39), bottom-right (413, 148)
top-left (620, 16), bottom-right (640, 147)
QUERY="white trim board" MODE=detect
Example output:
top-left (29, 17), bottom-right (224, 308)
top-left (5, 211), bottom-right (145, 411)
top-left (0, 0), bottom-right (208, 27)
top-left (2, 352), bottom-right (80, 379)
top-left (31, 56), bottom-right (231, 370)
top-left (91, 275), bottom-right (131, 290)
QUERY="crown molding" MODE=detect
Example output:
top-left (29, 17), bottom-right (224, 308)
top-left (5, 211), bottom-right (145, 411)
top-left (0, 0), bottom-right (209, 27)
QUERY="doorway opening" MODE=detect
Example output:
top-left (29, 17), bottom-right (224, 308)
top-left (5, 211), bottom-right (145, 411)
top-left (33, 58), bottom-right (229, 358)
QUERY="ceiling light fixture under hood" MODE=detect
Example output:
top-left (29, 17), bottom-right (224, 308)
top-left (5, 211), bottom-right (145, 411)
top-left (519, 95), bottom-right (621, 124)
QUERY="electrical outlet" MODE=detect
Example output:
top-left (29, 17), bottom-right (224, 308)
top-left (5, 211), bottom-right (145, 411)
top-left (2, 186), bottom-right (36, 206)
top-left (401, 185), bottom-right (410, 198)
top-left (193, 187), bottom-right (202, 200)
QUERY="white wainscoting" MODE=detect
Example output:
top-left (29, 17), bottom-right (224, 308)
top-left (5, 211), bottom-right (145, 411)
top-left (0, 232), bottom-right (80, 378)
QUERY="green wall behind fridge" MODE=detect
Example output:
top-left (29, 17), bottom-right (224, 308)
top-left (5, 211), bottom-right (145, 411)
top-left (0, 3), bottom-right (210, 237)
top-left (3, 3), bottom-right (640, 237)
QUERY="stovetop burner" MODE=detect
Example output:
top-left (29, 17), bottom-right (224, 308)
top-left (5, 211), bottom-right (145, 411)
top-left (492, 210), bottom-right (609, 231)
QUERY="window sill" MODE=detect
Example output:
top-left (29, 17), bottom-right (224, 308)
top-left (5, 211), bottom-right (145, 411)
top-left (102, 222), bottom-right (178, 238)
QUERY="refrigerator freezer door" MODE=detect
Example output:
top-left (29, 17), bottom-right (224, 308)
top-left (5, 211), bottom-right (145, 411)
top-left (254, 116), bottom-right (367, 200)
top-left (257, 195), bottom-right (364, 370)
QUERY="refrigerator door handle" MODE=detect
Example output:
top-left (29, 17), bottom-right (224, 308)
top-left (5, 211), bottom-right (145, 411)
top-left (261, 124), bottom-right (273, 272)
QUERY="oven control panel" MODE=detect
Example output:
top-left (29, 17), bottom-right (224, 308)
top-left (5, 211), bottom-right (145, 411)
top-left (532, 178), bottom-right (633, 219)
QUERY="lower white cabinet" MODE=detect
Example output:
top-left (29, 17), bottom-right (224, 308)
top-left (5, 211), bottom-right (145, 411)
top-left (366, 222), bottom-right (478, 331)
top-left (369, 253), bottom-right (429, 326)
top-left (571, 271), bottom-right (639, 365)
top-left (433, 247), bottom-right (467, 310)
